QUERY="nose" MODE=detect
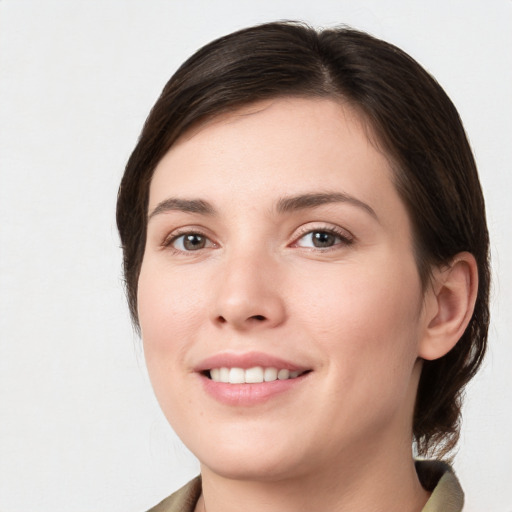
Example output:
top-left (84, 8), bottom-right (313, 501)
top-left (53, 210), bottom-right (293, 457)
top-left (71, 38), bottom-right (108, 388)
top-left (211, 251), bottom-right (286, 331)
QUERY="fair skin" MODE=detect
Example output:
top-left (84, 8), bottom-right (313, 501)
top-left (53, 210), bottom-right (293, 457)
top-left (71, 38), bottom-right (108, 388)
top-left (138, 98), bottom-right (477, 512)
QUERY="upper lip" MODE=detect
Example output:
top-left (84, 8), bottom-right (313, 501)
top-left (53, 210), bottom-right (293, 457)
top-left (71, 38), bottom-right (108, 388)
top-left (194, 351), bottom-right (309, 373)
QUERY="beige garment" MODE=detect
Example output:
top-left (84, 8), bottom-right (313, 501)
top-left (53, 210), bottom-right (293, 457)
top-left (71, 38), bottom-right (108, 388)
top-left (416, 460), bottom-right (464, 512)
top-left (147, 460), bottom-right (463, 512)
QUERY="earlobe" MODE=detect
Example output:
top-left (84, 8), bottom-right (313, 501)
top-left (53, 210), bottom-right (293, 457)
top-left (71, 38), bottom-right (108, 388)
top-left (419, 252), bottom-right (479, 361)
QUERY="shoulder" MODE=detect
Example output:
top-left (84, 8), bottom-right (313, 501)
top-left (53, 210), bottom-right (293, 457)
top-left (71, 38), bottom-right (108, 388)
top-left (146, 476), bottom-right (202, 512)
top-left (416, 460), bottom-right (464, 512)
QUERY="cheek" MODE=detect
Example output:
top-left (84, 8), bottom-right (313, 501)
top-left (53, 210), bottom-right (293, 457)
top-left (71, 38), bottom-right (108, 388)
top-left (136, 261), bottom-right (208, 405)
top-left (138, 261), bottom-right (206, 349)
top-left (293, 257), bottom-right (424, 382)
top-left (136, 262), bottom-right (206, 427)
top-left (327, 270), bottom-right (423, 436)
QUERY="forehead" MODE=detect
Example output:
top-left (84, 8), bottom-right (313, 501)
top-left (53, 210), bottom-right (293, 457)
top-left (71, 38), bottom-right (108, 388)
top-left (149, 97), bottom-right (402, 224)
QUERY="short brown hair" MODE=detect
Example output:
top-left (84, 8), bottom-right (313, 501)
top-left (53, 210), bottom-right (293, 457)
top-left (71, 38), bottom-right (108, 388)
top-left (117, 21), bottom-right (490, 457)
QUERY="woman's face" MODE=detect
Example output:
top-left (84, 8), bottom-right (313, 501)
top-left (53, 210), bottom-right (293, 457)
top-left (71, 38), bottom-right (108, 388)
top-left (138, 98), bottom-right (431, 481)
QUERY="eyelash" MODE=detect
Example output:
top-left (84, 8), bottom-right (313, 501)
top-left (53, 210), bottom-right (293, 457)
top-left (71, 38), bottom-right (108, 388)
top-left (291, 225), bottom-right (354, 250)
top-left (162, 228), bottom-right (214, 253)
top-left (161, 225), bottom-right (354, 254)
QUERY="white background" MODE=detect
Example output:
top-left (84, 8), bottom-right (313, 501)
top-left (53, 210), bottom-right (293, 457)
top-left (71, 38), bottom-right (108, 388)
top-left (0, 1), bottom-right (511, 511)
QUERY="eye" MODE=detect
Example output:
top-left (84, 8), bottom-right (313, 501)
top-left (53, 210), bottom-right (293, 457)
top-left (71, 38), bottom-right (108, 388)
top-left (167, 232), bottom-right (214, 251)
top-left (295, 229), bottom-right (352, 249)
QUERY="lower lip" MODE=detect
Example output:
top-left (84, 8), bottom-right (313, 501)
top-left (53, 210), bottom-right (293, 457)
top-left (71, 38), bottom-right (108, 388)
top-left (199, 373), bottom-right (308, 406)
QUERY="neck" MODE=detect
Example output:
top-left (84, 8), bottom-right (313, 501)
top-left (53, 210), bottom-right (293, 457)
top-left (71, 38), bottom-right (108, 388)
top-left (197, 437), bottom-right (429, 512)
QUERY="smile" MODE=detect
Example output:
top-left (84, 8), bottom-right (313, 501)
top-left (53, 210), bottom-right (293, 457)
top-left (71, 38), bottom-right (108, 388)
top-left (208, 367), bottom-right (306, 384)
top-left (196, 352), bottom-right (312, 404)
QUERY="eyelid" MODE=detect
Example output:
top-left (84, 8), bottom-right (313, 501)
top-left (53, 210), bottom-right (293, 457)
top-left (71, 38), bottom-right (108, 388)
top-left (161, 226), bottom-right (217, 251)
top-left (159, 223), bottom-right (354, 253)
top-left (290, 223), bottom-right (355, 248)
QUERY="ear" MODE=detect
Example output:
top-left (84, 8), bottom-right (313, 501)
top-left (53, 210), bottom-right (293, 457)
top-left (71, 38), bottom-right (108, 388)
top-left (419, 252), bottom-right (479, 361)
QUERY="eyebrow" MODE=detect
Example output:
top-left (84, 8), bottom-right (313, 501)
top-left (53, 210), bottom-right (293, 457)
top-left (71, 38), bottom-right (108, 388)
top-left (148, 198), bottom-right (216, 221)
top-left (148, 192), bottom-right (378, 222)
top-left (276, 192), bottom-right (378, 220)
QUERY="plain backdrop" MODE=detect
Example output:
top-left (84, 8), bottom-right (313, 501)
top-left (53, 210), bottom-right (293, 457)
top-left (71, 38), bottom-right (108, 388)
top-left (0, 1), bottom-right (511, 511)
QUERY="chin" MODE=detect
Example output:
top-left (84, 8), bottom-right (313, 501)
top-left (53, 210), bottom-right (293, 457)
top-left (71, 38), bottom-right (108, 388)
top-left (199, 451), bottom-right (307, 482)
top-left (187, 428), bottom-right (311, 482)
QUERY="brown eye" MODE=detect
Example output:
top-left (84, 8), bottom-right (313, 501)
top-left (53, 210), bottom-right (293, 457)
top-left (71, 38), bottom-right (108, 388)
top-left (311, 231), bottom-right (336, 248)
top-left (172, 233), bottom-right (210, 251)
top-left (295, 229), bottom-right (351, 249)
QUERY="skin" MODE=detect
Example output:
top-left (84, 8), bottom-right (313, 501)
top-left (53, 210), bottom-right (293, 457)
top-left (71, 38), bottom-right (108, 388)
top-left (137, 97), bottom-right (476, 512)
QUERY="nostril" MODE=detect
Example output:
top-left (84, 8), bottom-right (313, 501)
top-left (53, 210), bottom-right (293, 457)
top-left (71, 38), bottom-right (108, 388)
top-left (250, 315), bottom-right (266, 321)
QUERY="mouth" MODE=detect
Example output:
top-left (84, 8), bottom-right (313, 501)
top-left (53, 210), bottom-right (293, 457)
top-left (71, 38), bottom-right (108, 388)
top-left (195, 352), bottom-right (312, 404)
top-left (203, 366), bottom-right (310, 384)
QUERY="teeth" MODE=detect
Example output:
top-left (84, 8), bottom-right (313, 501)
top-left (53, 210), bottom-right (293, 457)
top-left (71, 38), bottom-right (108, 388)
top-left (229, 367), bottom-right (245, 384)
top-left (245, 366), bottom-right (264, 383)
top-left (209, 366), bottom-right (304, 384)
top-left (264, 367), bottom-right (277, 382)
top-left (219, 367), bottom-right (230, 382)
top-left (277, 369), bottom-right (289, 380)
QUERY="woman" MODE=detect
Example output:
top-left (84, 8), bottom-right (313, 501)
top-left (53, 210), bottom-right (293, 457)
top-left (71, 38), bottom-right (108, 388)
top-left (116, 22), bottom-right (489, 512)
